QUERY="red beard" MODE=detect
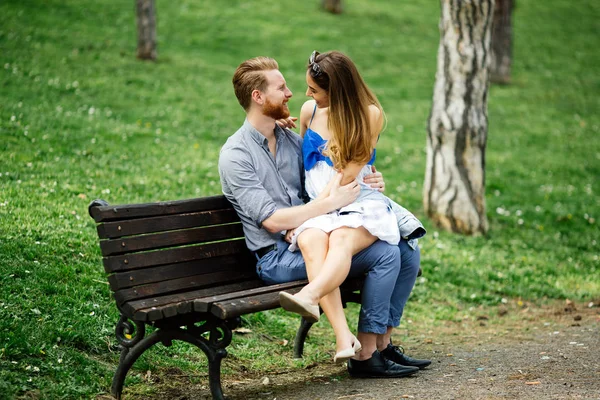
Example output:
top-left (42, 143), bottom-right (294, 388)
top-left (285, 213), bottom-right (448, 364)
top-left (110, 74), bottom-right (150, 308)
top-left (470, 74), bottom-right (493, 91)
top-left (262, 98), bottom-right (290, 120)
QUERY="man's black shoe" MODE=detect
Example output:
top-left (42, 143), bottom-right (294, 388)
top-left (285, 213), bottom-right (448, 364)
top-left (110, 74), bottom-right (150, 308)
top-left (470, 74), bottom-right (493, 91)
top-left (347, 350), bottom-right (419, 378)
top-left (380, 343), bottom-right (432, 369)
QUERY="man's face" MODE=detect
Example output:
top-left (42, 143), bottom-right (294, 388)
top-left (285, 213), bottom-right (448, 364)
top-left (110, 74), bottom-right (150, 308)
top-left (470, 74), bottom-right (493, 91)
top-left (261, 70), bottom-right (293, 120)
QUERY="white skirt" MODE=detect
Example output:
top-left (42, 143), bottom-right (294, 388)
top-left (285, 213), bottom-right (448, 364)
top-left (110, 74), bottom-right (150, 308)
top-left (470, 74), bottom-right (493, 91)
top-left (288, 199), bottom-right (400, 252)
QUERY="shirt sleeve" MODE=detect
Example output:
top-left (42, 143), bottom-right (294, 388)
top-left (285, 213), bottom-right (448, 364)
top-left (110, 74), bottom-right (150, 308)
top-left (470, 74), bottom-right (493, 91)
top-left (219, 147), bottom-right (278, 227)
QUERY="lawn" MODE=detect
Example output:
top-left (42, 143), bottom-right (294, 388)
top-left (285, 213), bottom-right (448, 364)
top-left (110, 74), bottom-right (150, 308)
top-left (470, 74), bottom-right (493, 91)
top-left (0, 0), bottom-right (598, 398)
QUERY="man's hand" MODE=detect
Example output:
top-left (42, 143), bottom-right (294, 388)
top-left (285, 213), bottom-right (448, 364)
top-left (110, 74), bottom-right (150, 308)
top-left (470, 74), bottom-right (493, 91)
top-left (328, 173), bottom-right (360, 209)
top-left (363, 165), bottom-right (385, 192)
top-left (284, 228), bottom-right (296, 243)
top-left (276, 116), bottom-right (298, 129)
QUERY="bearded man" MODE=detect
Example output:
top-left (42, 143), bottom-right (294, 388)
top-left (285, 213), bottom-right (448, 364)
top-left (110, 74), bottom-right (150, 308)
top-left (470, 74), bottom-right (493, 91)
top-left (218, 56), bottom-right (430, 377)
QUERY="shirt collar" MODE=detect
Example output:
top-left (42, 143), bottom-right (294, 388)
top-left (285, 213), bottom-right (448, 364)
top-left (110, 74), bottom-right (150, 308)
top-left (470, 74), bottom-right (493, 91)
top-left (244, 118), bottom-right (284, 147)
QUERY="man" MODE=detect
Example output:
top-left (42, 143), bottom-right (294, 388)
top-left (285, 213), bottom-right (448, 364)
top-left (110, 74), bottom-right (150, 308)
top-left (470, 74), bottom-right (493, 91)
top-left (218, 56), bottom-right (430, 378)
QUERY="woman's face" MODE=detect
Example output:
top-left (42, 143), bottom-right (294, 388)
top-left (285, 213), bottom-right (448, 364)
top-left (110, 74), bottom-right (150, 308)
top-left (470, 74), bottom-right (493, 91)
top-left (305, 70), bottom-right (329, 108)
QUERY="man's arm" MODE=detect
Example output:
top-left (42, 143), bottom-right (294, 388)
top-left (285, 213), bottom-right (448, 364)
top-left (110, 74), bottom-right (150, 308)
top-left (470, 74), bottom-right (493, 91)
top-left (220, 148), bottom-right (359, 235)
top-left (261, 173), bottom-right (359, 233)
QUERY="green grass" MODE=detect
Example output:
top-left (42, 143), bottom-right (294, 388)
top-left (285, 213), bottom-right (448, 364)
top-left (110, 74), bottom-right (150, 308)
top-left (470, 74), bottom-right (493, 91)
top-left (1, 0), bottom-right (598, 398)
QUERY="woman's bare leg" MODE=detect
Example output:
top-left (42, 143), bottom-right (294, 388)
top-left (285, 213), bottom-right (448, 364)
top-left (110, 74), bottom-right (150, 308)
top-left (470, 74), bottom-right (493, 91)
top-left (296, 227), bottom-right (377, 353)
top-left (297, 227), bottom-right (377, 304)
top-left (297, 229), bottom-right (353, 352)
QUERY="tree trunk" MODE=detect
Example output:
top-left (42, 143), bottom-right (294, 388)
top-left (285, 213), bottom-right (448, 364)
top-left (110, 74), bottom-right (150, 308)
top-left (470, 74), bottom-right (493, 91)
top-left (490, 0), bottom-right (513, 84)
top-left (423, 0), bottom-right (494, 235)
top-left (136, 0), bottom-right (157, 61)
top-left (322, 0), bottom-right (343, 14)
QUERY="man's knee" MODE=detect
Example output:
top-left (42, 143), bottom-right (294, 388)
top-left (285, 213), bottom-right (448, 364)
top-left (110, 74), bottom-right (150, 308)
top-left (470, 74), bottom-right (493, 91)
top-left (369, 240), bottom-right (400, 267)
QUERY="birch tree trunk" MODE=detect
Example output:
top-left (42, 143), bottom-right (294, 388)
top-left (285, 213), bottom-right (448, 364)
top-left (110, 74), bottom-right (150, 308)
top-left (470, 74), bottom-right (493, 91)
top-left (490, 0), bottom-right (514, 84)
top-left (136, 0), bottom-right (157, 61)
top-left (322, 0), bottom-right (343, 14)
top-left (424, 0), bottom-right (494, 235)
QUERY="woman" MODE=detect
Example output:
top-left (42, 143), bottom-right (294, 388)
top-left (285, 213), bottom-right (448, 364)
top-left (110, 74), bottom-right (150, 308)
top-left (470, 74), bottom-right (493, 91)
top-left (279, 51), bottom-right (400, 363)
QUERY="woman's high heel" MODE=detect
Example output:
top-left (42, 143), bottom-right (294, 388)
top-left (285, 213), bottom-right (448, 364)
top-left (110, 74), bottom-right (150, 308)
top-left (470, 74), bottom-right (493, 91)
top-left (333, 336), bottom-right (362, 363)
top-left (279, 291), bottom-right (320, 322)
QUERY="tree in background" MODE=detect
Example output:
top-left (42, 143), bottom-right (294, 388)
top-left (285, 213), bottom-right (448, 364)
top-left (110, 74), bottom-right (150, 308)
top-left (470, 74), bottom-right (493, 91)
top-left (490, 0), bottom-right (514, 84)
top-left (136, 0), bottom-right (157, 60)
top-left (323, 0), bottom-right (343, 14)
top-left (424, 0), bottom-right (494, 235)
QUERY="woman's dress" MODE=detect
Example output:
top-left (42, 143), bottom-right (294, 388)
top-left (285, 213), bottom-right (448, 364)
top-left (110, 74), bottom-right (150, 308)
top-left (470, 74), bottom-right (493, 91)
top-left (288, 126), bottom-right (400, 252)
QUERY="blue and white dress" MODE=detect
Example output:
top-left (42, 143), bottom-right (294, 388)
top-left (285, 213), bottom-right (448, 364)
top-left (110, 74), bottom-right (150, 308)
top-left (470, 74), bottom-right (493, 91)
top-left (288, 114), bottom-right (400, 252)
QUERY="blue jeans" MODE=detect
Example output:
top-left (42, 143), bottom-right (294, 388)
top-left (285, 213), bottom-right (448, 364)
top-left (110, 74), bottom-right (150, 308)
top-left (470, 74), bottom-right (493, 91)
top-left (256, 238), bottom-right (420, 334)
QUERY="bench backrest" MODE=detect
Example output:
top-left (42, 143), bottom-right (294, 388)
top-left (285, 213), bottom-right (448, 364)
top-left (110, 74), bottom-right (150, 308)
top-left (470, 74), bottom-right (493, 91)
top-left (88, 195), bottom-right (258, 312)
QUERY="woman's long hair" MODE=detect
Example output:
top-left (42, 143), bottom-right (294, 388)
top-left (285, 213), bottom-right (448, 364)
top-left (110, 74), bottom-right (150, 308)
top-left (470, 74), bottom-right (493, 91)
top-left (308, 51), bottom-right (383, 170)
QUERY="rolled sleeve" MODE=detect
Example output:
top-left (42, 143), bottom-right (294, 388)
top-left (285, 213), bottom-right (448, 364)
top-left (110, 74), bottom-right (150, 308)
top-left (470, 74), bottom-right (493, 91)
top-left (219, 148), bottom-right (278, 227)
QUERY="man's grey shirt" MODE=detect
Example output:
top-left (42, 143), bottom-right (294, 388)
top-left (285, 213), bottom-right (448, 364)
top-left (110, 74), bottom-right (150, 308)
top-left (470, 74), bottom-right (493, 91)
top-left (219, 119), bottom-right (305, 252)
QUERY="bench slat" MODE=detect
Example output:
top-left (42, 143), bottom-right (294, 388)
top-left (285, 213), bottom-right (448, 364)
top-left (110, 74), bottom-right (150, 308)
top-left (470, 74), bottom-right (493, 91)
top-left (100, 223), bottom-right (244, 256)
top-left (209, 277), bottom-right (365, 320)
top-left (107, 254), bottom-right (250, 290)
top-left (210, 288), bottom-right (302, 320)
top-left (192, 279), bottom-right (309, 313)
top-left (97, 209), bottom-right (240, 239)
top-left (130, 280), bottom-right (309, 322)
top-left (90, 195), bottom-right (232, 222)
top-left (103, 239), bottom-right (249, 273)
top-left (113, 269), bottom-right (257, 306)
top-left (126, 280), bottom-right (267, 321)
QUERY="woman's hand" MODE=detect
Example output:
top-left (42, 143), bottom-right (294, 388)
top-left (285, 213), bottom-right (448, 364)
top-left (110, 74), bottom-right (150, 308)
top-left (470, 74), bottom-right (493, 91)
top-left (363, 165), bottom-right (386, 192)
top-left (276, 116), bottom-right (298, 129)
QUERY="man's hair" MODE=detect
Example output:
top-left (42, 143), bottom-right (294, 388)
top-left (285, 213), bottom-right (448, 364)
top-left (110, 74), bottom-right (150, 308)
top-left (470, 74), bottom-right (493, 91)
top-left (232, 57), bottom-right (279, 111)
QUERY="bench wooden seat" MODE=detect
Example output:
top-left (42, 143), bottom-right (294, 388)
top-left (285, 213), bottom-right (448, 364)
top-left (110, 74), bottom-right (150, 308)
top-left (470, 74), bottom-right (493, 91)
top-left (88, 195), bottom-right (364, 400)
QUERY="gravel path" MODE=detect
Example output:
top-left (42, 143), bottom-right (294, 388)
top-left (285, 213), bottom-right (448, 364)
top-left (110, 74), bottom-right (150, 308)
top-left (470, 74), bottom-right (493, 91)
top-left (123, 302), bottom-right (600, 400)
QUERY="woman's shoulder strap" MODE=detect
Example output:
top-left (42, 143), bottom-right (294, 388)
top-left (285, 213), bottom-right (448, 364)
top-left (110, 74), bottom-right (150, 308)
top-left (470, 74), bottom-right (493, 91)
top-left (308, 103), bottom-right (317, 128)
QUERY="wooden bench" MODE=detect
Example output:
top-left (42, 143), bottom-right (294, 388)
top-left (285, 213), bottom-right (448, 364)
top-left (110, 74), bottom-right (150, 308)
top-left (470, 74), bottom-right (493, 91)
top-left (88, 195), bottom-right (364, 400)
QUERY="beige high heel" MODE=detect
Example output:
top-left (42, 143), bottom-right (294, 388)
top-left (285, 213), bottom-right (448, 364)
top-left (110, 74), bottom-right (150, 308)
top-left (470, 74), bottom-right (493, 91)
top-left (333, 336), bottom-right (362, 363)
top-left (279, 291), bottom-right (320, 322)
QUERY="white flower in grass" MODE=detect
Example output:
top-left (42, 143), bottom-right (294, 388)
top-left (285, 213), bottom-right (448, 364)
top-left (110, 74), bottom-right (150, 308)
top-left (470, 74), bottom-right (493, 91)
top-left (33, 366), bottom-right (39, 372)
top-left (89, 311), bottom-right (95, 316)
top-left (518, 219), bottom-right (524, 225)
top-left (516, 210), bottom-right (522, 216)
top-left (88, 107), bottom-right (95, 115)
top-left (535, 206), bottom-right (541, 212)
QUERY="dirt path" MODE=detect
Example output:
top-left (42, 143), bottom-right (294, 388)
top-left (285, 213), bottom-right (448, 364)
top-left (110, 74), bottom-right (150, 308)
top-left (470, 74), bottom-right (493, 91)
top-left (124, 301), bottom-right (600, 400)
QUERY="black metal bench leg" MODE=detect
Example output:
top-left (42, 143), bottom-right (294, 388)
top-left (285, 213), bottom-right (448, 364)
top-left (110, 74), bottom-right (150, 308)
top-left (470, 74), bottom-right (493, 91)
top-left (293, 317), bottom-right (315, 359)
top-left (111, 316), bottom-right (232, 400)
top-left (111, 329), bottom-right (164, 399)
